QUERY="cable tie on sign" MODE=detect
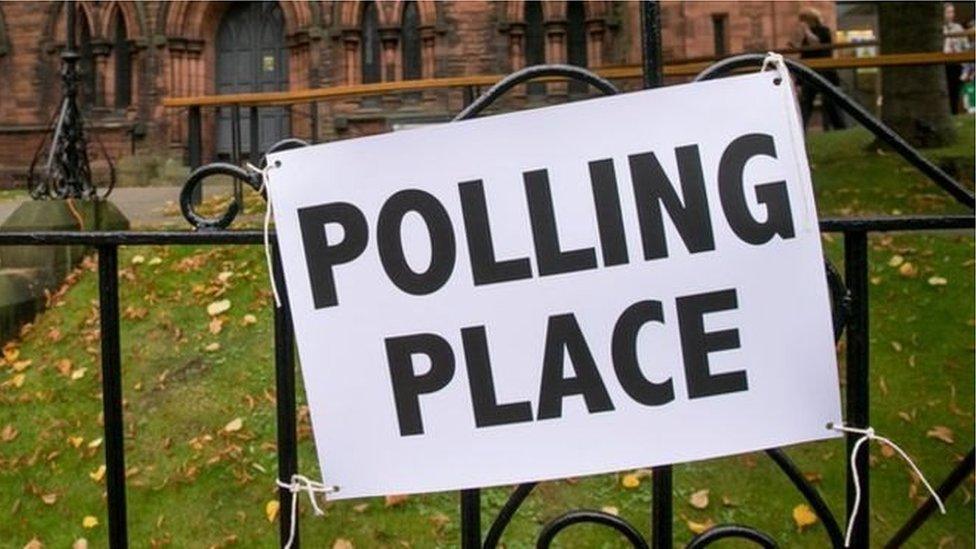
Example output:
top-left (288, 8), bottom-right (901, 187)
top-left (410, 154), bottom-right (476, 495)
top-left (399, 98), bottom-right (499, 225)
top-left (761, 51), bottom-right (788, 86)
top-left (245, 161), bottom-right (283, 308)
top-left (828, 422), bottom-right (945, 547)
top-left (275, 474), bottom-right (339, 549)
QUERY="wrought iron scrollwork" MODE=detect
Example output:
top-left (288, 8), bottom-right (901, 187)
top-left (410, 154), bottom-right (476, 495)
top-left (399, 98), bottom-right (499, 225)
top-left (537, 510), bottom-right (650, 549)
top-left (175, 57), bottom-right (972, 549)
top-left (179, 138), bottom-right (309, 230)
top-left (27, 0), bottom-right (115, 201)
top-left (693, 53), bottom-right (975, 209)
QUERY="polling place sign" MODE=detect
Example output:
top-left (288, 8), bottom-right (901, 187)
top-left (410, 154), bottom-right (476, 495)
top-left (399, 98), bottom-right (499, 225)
top-left (266, 69), bottom-right (842, 500)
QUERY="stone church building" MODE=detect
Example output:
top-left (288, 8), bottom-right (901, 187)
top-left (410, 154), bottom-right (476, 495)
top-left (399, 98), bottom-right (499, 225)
top-left (0, 1), bottom-right (835, 180)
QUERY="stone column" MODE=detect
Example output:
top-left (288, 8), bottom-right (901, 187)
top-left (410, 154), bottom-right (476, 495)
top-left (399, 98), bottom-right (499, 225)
top-left (341, 30), bottom-right (360, 85)
top-left (508, 24), bottom-right (526, 99)
top-left (546, 22), bottom-right (567, 97)
top-left (380, 28), bottom-right (400, 110)
top-left (586, 20), bottom-right (605, 68)
top-left (91, 41), bottom-right (111, 109)
top-left (420, 26), bottom-right (435, 79)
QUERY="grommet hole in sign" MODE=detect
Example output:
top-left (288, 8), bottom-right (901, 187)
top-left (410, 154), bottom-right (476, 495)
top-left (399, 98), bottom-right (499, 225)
top-left (762, 51), bottom-right (786, 86)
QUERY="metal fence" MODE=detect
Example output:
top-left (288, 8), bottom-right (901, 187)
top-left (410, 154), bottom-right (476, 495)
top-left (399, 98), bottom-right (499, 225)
top-left (5, 7), bottom-right (975, 548)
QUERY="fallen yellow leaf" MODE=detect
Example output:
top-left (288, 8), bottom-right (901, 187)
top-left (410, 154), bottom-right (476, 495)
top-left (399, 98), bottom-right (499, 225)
top-left (87, 438), bottom-right (103, 449)
top-left (217, 271), bottom-right (234, 283)
top-left (41, 493), bottom-right (58, 505)
top-left (898, 262), bottom-right (917, 278)
top-left (131, 255), bottom-right (146, 265)
top-left (223, 418), bottom-right (243, 433)
top-left (1, 424), bottom-right (18, 442)
top-left (927, 276), bottom-right (948, 286)
top-left (208, 317), bottom-right (223, 335)
top-left (265, 500), bottom-right (280, 523)
top-left (207, 299), bottom-right (232, 316)
top-left (601, 506), bottom-right (619, 516)
top-left (793, 503), bottom-right (818, 530)
top-left (148, 257), bottom-right (163, 266)
top-left (621, 473), bottom-right (641, 489)
top-left (384, 494), bottom-right (408, 507)
top-left (23, 538), bottom-right (42, 549)
top-left (686, 518), bottom-right (715, 535)
top-left (90, 465), bottom-right (106, 482)
top-left (887, 255), bottom-right (904, 267)
top-left (10, 373), bottom-right (25, 388)
top-left (926, 425), bottom-right (954, 444)
top-left (82, 516), bottom-right (99, 529)
top-left (70, 368), bottom-right (87, 381)
top-left (242, 314), bottom-right (257, 326)
top-left (332, 539), bottom-right (354, 549)
top-left (3, 346), bottom-right (20, 363)
top-left (68, 436), bottom-right (84, 448)
top-left (880, 443), bottom-right (896, 458)
top-left (689, 488), bottom-right (710, 509)
top-left (12, 359), bottom-right (32, 372)
top-left (204, 342), bottom-right (221, 352)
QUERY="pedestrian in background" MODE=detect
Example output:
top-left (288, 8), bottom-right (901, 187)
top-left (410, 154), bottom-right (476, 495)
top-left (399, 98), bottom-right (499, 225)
top-left (790, 7), bottom-right (847, 131)
top-left (943, 3), bottom-right (971, 114)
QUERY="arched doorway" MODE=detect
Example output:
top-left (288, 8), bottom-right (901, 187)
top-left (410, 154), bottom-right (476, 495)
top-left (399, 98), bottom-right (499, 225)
top-left (215, 1), bottom-right (289, 158)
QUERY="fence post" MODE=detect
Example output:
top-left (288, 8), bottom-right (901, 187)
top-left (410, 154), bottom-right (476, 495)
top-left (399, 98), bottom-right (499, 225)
top-left (640, 1), bottom-right (664, 89)
top-left (651, 468), bottom-right (672, 549)
top-left (461, 488), bottom-right (481, 549)
top-left (310, 101), bottom-right (319, 144)
top-left (844, 230), bottom-right (870, 548)
top-left (230, 104), bottom-right (243, 208)
top-left (98, 244), bottom-right (129, 548)
top-left (249, 106), bottom-right (260, 164)
top-left (272, 241), bottom-right (300, 548)
top-left (188, 106), bottom-right (202, 205)
top-left (640, 4), bottom-right (671, 547)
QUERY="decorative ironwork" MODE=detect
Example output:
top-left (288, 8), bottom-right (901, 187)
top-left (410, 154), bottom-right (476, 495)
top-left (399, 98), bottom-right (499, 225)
top-left (26, 0), bottom-right (114, 200)
top-left (174, 53), bottom-right (974, 548)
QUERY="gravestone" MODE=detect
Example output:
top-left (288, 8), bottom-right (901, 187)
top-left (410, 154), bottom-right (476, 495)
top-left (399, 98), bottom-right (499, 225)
top-left (0, 199), bottom-right (128, 341)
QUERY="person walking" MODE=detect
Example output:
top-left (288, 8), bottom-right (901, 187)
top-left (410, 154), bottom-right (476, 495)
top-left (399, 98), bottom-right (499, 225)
top-left (789, 7), bottom-right (847, 131)
top-left (943, 3), bottom-right (971, 114)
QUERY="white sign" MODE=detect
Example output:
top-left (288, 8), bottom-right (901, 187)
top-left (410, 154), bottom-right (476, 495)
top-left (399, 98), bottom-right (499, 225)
top-left (266, 70), bottom-right (842, 500)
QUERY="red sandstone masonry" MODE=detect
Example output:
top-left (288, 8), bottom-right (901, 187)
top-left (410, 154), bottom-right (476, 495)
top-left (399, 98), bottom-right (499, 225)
top-left (0, 1), bottom-right (835, 180)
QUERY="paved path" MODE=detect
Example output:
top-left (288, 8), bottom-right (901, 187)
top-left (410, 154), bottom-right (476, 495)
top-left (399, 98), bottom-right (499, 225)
top-left (0, 187), bottom-right (184, 228)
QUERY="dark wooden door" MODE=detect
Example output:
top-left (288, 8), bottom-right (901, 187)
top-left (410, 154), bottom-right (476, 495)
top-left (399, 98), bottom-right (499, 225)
top-left (215, 1), bottom-right (289, 158)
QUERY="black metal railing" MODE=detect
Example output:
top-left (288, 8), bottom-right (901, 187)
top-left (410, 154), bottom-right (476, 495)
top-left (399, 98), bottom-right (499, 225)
top-left (3, 14), bottom-right (974, 549)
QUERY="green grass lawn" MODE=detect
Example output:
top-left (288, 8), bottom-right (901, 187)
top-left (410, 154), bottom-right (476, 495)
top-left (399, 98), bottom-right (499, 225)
top-left (0, 189), bottom-right (28, 202)
top-left (0, 117), bottom-right (973, 548)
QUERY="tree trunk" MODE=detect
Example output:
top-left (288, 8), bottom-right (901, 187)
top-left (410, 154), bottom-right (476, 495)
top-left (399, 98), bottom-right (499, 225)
top-left (879, 2), bottom-right (956, 147)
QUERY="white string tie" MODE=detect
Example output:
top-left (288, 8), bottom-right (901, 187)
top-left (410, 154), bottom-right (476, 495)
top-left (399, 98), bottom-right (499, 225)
top-left (829, 423), bottom-right (945, 547)
top-left (275, 474), bottom-right (339, 549)
top-left (761, 51), bottom-right (785, 73)
top-left (761, 51), bottom-right (791, 88)
top-left (246, 161), bottom-right (282, 308)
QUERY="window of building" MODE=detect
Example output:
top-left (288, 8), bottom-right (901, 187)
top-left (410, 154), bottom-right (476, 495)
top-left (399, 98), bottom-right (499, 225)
top-left (77, 11), bottom-right (96, 108)
top-left (361, 2), bottom-right (381, 84)
top-left (524, 0), bottom-right (545, 95)
top-left (402, 1), bottom-right (422, 80)
top-left (113, 11), bottom-right (132, 109)
top-left (567, 0), bottom-right (588, 94)
top-left (712, 14), bottom-right (729, 57)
